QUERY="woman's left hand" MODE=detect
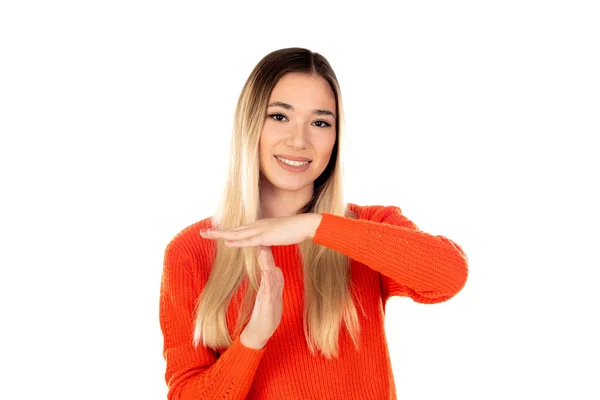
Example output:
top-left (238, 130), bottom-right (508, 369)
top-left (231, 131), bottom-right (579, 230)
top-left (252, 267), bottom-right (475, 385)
top-left (200, 213), bottom-right (323, 247)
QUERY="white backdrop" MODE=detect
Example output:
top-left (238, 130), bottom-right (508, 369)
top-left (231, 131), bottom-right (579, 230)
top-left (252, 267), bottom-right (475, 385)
top-left (1, 1), bottom-right (598, 399)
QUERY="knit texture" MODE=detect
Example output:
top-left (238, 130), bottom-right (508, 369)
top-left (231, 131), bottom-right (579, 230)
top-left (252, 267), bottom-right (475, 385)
top-left (159, 203), bottom-right (468, 399)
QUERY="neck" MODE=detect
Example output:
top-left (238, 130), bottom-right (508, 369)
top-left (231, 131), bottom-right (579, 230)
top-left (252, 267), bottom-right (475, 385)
top-left (259, 176), bottom-right (313, 219)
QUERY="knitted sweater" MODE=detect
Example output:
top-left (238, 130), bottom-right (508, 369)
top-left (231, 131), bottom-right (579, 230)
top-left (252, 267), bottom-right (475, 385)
top-left (159, 203), bottom-right (468, 399)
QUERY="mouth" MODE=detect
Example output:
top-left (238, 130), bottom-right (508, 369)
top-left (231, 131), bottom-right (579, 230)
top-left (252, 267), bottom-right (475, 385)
top-left (274, 155), bottom-right (312, 170)
top-left (274, 155), bottom-right (312, 166)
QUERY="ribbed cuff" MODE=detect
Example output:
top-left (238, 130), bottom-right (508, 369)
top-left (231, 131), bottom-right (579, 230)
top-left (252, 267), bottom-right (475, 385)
top-left (221, 331), bottom-right (267, 371)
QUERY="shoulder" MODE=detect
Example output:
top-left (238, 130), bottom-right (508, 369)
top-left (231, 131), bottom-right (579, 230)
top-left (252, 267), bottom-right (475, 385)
top-left (346, 202), bottom-right (403, 220)
top-left (166, 216), bottom-right (213, 248)
top-left (163, 216), bottom-right (216, 276)
top-left (346, 202), bottom-right (417, 229)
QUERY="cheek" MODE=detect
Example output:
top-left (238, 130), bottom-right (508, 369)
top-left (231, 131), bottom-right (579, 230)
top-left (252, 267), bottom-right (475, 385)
top-left (313, 134), bottom-right (336, 158)
top-left (259, 130), bottom-right (273, 156)
top-left (258, 129), bottom-right (280, 170)
top-left (260, 125), bottom-right (281, 146)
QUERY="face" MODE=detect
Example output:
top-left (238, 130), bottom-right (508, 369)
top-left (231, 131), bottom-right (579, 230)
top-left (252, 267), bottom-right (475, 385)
top-left (259, 72), bottom-right (337, 193)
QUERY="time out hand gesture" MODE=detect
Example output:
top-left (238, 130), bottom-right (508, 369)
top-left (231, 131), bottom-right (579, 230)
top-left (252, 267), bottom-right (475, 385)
top-left (199, 213), bottom-right (322, 349)
top-left (200, 213), bottom-right (322, 247)
top-left (239, 246), bottom-right (284, 349)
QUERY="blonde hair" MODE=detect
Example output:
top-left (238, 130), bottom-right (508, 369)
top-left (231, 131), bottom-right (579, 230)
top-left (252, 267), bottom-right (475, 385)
top-left (193, 47), bottom-right (362, 359)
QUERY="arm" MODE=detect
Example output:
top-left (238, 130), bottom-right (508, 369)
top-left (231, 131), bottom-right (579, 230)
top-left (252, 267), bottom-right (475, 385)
top-left (311, 205), bottom-right (468, 305)
top-left (160, 242), bottom-right (265, 400)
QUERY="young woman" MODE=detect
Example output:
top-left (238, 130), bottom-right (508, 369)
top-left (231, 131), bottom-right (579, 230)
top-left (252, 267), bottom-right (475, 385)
top-left (159, 47), bottom-right (468, 399)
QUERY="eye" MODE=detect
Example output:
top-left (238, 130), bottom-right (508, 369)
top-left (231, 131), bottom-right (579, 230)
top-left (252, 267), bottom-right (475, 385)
top-left (313, 120), bottom-right (332, 128)
top-left (267, 113), bottom-right (332, 128)
top-left (268, 113), bottom-right (287, 122)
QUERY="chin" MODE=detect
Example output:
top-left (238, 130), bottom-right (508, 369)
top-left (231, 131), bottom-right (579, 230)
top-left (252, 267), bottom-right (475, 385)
top-left (271, 178), bottom-right (313, 192)
top-left (259, 169), bottom-right (312, 191)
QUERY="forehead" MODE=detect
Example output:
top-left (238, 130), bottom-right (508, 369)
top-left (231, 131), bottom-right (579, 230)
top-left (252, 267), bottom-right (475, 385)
top-left (268, 72), bottom-right (335, 110)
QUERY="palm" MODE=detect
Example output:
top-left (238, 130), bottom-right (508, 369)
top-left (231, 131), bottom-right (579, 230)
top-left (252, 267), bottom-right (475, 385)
top-left (200, 213), bottom-right (321, 247)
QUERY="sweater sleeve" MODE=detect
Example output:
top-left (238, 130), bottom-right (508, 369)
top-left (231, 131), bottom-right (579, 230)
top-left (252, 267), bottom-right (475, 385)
top-left (160, 241), bottom-right (266, 399)
top-left (311, 205), bottom-right (468, 305)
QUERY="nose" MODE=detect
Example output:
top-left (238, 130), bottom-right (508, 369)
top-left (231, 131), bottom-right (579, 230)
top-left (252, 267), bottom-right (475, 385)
top-left (285, 122), bottom-right (308, 149)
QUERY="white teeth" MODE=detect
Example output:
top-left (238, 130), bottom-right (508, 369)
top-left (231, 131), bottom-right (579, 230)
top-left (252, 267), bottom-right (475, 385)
top-left (276, 156), bottom-right (310, 167)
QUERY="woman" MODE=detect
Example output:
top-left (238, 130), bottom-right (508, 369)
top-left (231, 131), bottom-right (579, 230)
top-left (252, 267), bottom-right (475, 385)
top-left (159, 47), bottom-right (468, 399)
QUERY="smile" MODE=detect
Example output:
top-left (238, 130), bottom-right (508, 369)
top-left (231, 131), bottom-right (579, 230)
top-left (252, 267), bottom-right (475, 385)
top-left (275, 156), bottom-right (311, 167)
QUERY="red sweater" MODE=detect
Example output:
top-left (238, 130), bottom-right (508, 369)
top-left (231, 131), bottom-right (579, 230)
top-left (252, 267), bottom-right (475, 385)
top-left (160, 203), bottom-right (468, 399)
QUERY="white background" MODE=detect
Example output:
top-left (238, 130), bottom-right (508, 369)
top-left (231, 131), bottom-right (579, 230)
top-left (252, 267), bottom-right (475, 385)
top-left (1, 1), bottom-right (598, 399)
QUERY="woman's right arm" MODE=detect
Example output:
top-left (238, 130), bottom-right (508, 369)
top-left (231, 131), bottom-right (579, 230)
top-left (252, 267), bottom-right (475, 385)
top-left (159, 241), bottom-right (266, 400)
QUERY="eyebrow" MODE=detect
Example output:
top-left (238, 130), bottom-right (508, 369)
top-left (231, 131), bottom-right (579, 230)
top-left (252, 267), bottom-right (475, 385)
top-left (268, 101), bottom-right (336, 119)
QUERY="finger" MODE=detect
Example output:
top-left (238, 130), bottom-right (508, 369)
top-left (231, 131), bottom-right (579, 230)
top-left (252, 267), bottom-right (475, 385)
top-left (266, 269), bottom-right (281, 301)
top-left (259, 247), bottom-right (272, 270)
top-left (258, 268), bottom-right (273, 303)
top-left (259, 249), bottom-right (281, 296)
top-left (264, 247), bottom-right (276, 267)
top-left (223, 229), bottom-right (260, 241)
top-left (272, 267), bottom-right (284, 294)
top-left (259, 249), bottom-right (278, 294)
top-left (201, 227), bottom-right (256, 239)
top-left (265, 247), bottom-right (278, 270)
top-left (256, 268), bottom-right (269, 303)
top-left (226, 235), bottom-right (264, 247)
top-left (259, 268), bottom-right (268, 292)
top-left (226, 225), bottom-right (253, 232)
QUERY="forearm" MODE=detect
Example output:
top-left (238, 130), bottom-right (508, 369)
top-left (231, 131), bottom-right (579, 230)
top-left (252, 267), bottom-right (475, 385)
top-left (311, 210), bottom-right (468, 298)
top-left (169, 332), bottom-right (266, 400)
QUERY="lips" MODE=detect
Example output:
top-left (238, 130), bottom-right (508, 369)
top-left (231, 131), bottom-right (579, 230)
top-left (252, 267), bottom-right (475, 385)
top-left (274, 154), bottom-right (312, 162)
top-left (274, 155), bottom-right (312, 172)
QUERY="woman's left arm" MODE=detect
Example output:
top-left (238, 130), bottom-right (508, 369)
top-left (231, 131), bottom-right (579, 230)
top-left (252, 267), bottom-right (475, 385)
top-left (199, 206), bottom-right (468, 304)
top-left (312, 205), bottom-right (468, 304)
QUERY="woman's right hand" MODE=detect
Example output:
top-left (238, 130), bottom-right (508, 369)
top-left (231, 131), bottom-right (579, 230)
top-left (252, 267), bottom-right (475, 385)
top-left (240, 246), bottom-right (285, 349)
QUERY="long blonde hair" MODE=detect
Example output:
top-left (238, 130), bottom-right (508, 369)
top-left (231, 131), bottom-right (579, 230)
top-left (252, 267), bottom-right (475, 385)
top-left (193, 47), bottom-right (361, 359)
